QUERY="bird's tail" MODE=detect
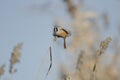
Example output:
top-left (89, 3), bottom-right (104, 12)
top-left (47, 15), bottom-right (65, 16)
top-left (64, 38), bottom-right (66, 49)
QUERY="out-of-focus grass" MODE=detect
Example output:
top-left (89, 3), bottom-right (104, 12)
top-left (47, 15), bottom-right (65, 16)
top-left (0, 0), bottom-right (120, 80)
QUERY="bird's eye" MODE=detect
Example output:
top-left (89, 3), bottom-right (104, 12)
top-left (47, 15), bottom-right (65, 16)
top-left (54, 27), bottom-right (58, 32)
top-left (56, 28), bottom-right (58, 31)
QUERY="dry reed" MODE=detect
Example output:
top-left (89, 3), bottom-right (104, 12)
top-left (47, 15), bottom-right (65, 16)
top-left (93, 37), bottom-right (112, 72)
top-left (0, 64), bottom-right (5, 78)
top-left (1, 0), bottom-right (120, 80)
top-left (9, 43), bottom-right (23, 74)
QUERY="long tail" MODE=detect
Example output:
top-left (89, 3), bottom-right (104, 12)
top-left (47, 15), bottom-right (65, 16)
top-left (64, 38), bottom-right (66, 49)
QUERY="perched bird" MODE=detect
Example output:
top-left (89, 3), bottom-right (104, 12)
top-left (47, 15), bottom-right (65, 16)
top-left (53, 25), bottom-right (71, 49)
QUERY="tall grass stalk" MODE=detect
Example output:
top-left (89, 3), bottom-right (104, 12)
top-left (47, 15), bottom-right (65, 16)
top-left (36, 41), bottom-right (54, 80)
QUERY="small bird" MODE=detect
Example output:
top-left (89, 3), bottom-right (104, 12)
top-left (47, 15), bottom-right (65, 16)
top-left (53, 25), bottom-right (71, 49)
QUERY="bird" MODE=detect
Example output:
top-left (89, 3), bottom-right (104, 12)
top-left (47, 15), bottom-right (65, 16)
top-left (53, 25), bottom-right (71, 49)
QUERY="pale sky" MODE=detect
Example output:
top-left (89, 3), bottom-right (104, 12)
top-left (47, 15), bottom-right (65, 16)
top-left (0, 0), bottom-right (119, 80)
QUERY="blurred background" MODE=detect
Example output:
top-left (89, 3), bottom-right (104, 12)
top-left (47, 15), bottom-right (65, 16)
top-left (0, 0), bottom-right (120, 80)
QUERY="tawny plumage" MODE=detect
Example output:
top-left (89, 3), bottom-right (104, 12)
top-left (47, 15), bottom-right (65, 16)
top-left (53, 25), bottom-right (71, 49)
